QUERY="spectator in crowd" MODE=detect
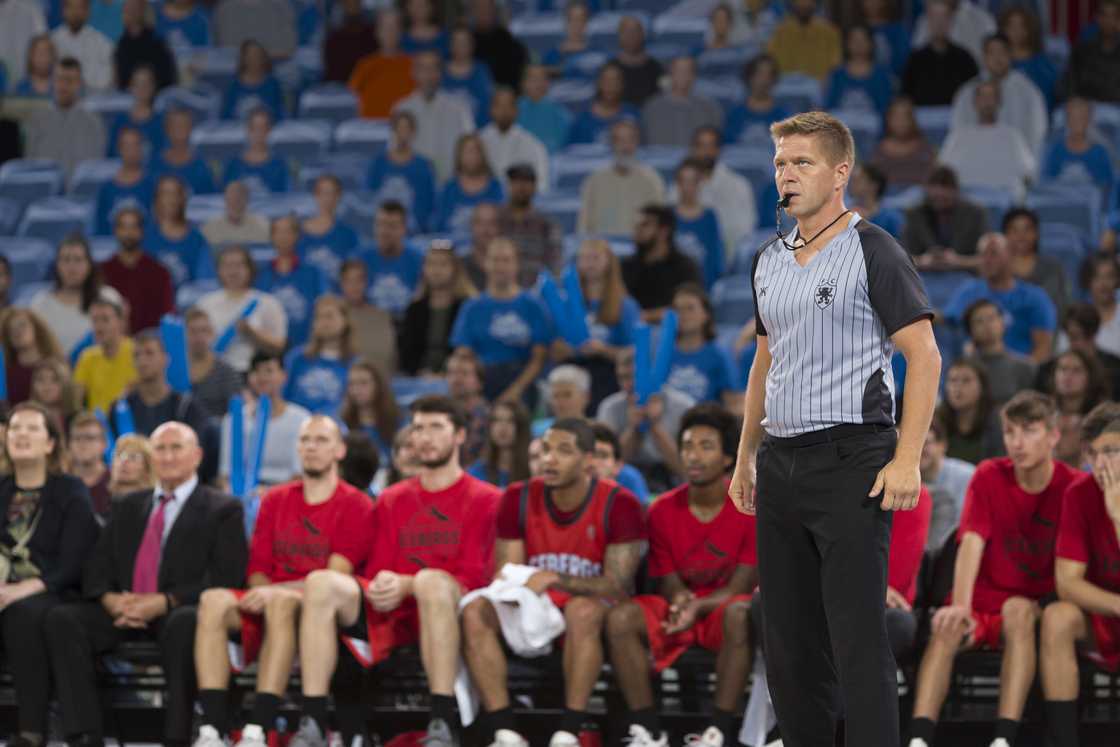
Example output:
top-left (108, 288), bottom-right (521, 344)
top-left (568, 62), bottom-right (639, 146)
top-left (107, 65), bottom-right (163, 157)
top-left (194, 416), bottom-right (372, 747)
top-left (579, 119), bottom-right (664, 236)
top-left (667, 284), bottom-right (739, 409)
top-left (50, 0), bottom-right (112, 90)
top-left (678, 126), bottom-right (757, 252)
top-left (1084, 254), bottom-right (1120, 359)
top-left (97, 127), bottom-right (154, 233)
top-left (401, 0), bottom-right (447, 56)
top-left (724, 54), bottom-right (789, 146)
top-left (673, 160), bottom-right (724, 290)
top-left (14, 33), bottom-right (55, 98)
top-left (597, 346), bottom-right (693, 492)
top-left (934, 358), bottom-right (1005, 464)
top-left (219, 352), bottom-right (309, 491)
top-left (904, 166), bottom-right (987, 270)
top-left (641, 56), bottom-right (723, 148)
top-left (940, 80), bottom-right (1037, 202)
top-left (541, 364), bottom-right (592, 424)
top-left (433, 133), bottom-right (504, 234)
top-left (215, 1), bottom-right (295, 59)
top-left (151, 107), bottom-right (217, 195)
top-left (999, 5), bottom-right (1056, 108)
top-left (184, 307), bottom-right (241, 419)
top-left (963, 298), bottom-right (1037, 406)
top-left (1004, 207), bottom-right (1069, 316)
top-left (907, 392), bottom-right (1076, 747)
top-left (72, 297), bottom-right (135, 412)
top-left (30, 357), bottom-right (83, 430)
top-left (399, 243), bottom-right (474, 376)
top-left (1061, 0), bottom-right (1120, 103)
top-left (902, 0), bottom-right (979, 106)
top-left (451, 237), bottom-right (551, 404)
top-left (920, 416), bottom-right (975, 552)
top-left (725, 0), bottom-right (779, 47)
top-left (100, 207), bottom-right (175, 334)
top-left (366, 110), bottom-right (437, 232)
top-left (467, 398), bottom-right (529, 487)
top-left (0, 403), bottom-right (98, 747)
top-left (1042, 97), bottom-right (1116, 204)
top-left (1041, 303), bottom-right (1120, 397)
top-left (322, 0), bottom-right (374, 83)
top-left (30, 235), bottom-right (125, 358)
top-left (608, 15), bottom-right (662, 107)
top-left (858, 0), bottom-right (910, 75)
top-left (848, 162), bottom-right (903, 238)
top-left (201, 180), bottom-right (270, 248)
top-left (588, 420), bottom-right (649, 503)
top-left (145, 175), bottom-right (216, 287)
top-left (468, 0), bottom-right (528, 89)
top-left (222, 40), bottom-right (284, 122)
top-left (869, 97), bottom-right (937, 189)
top-left (107, 432), bottom-right (155, 497)
top-left (497, 165), bottom-right (561, 286)
top-left (517, 64), bottom-right (571, 154)
top-left (380, 422), bottom-right (420, 489)
top-left (462, 203), bottom-right (500, 289)
top-left (26, 57), bottom-right (106, 180)
top-left (282, 295), bottom-right (354, 415)
top-left (0, 309), bottom-right (63, 406)
top-left (299, 175), bottom-right (359, 280)
top-left (912, 0), bottom-right (997, 67)
top-left (107, 329), bottom-right (211, 437)
top-left (395, 50), bottom-right (475, 186)
top-left (349, 9), bottom-right (414, 119)
top-left (221, 108), bottom-right (288, 194)
top-left (444, 26), bottom-right (494, 127)
top-left (340, 431), bottom-right (379, 495)
top-left (543, 0), bottom-right (589, 72)
top-left (257, 215), bottom-right (327, 348)
top-left (440, 349), bottom-right (486, 463)
top-left (1052, 349), bottom-right (1111, 467)
top-left (0, 0), bottom-right (46, 87)
top-left (155, 0), bottom-right (212, 49)
top-left (702, 3), bottom-right (735, 52)
top-left (46, 422), bottom-right (247, 747)
top-left (481, 89), bottom-right (549, 195)
top-left (197, 245), bottom-right (288, 374)
top-left (358, 200), bottom-right (425, 319)
top-left (339, 358), bottom-right (399, 464)
top-left (337, 259), bottom-right (399, 375)
top-left (623, 205), bottom-right (703, 323)
top-left (68, 411), bottom-right (112, 518)
top-left (767, 0), bottom-right (841, 81)
top-left (824, 24), bottom-right (894, 115)
top-left (114, 0), bottom-right (175, 91)
top-left (946, 232), bottom-right (1056, 363)
top-left (527, 436), bottom-right (544, 478)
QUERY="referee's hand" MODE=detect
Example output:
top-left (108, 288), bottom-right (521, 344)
top-left (869, 458), bottom-right (920, 511)
top-left (729, 460), bottom-right (757, 515)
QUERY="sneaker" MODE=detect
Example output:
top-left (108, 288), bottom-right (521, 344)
top-left (193, 725), bottom-right (228, 747)
top-left (683, 728), bottom-right (724, 747)
top-left (234, 724), bottom-right (268, 747)
top-left (990, 740), bottom-right (1010, 747)
top-left (421, 718), bottom-right (458, 747)
top-left (288, 717), bottom-right (329, 747)
top-left (490, 729), bottom-right (529, 747)
top-left (907, 740), bottom-right (929, 747)
top-left (549, 732), bottom-right (579, 747)
top-left (623, 725), bottom-right (669, 747)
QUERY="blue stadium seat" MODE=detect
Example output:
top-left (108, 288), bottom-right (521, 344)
top-left (89, 235), bottom-right (118, 263)
top-left (80, 91), bottom-right (135, 131)
top-left (12, 281), bottom-right (51, 307)
top-left (156, 84), bottom-right (222, 122)
top-left (176, 278), bottom-right (220, 310)
top-left (190, 47), bottom-right (239, 93)
top-left (338, 190), bottom-right (380, 238)
top-left (773, 73), bottom-right (821, 114)
top-left (881, 184), bottom-right (924, 212)
top-left (829, 108), bottom-right (881, 158)
top-left (392, 376), bottom-right (450, 407)
top-left (536, 193), bottom-right (582, 234)
top-left (557, 51), bottom-right (610, 79)
top-left (722, 145), bottom-right (775, 197)
top-left (0, 237), bottom-right (54, 286)
top-left (191, 121), bottom-right (248, 163)
top-left (646, 42), bottom-right (690, 63)
top-left (510, 13), bottom-right (565, 56)
top-left (961, 185), bottom-right (1013, 231)
top-left (915, 106), bottom-right (953, 148)
top-left (1026, 184), bottom-right (1101, 244)
top-left (185, 194), bottom-right (226, 226)
top-left (636, 145), bottom-right (687, 185)
top-left (298, 154), bottom-right (373, 192)
top-left (249, 193), bottom-right (317, 221)
top-left (1050, 102), bottom-right (1120, 158)
top-left (729, 228), bottom-right (779, 275)
top-left (333, 119), bottom-right (392, 156)
top-left (553, 152), bottom-right (610, 192)
top-left (694, 75), bottom-right (744, 109)
top-left (0, 159), bottom-right (63, 212)
top-left (16, 197), bottom-right (91, 243)
top-left (711, 274), bottom-right (755, 327)
top-left (651, 13), bottom-right (707, 48)
top-left (0, 198), bottom-right (21, 235)
top-left (697, 45), bottom-right (757, 78)
top-left (298, 84), bottom-right (359, 123)
top-left (270, 119), bottom-right (331, 163)
top-left (548, 80), bottom-right (596, 109)
top-left (920, 270), bottom-right (973, 311)
top-left (69, 159), bottom-right (121, 199)
top-left (276, 46), bottom-right (323, 99)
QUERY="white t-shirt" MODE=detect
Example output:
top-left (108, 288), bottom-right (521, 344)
top-left (196, 289), bottom-right (288, 373)
top-left (219, 399), bottom-right (309, 486)
top-left (28, 286), bottom-right (125, 356)
top-left (1096, 306), bottom-right (1120, 358)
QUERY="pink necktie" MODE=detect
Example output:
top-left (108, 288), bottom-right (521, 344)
top-left (132, 493), bottom-right (171, 594)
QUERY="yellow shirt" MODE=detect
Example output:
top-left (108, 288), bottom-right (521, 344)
top-left (74, 338), bottom-right (137, 413)
top-left (767, 17), bottom-right (842, 82)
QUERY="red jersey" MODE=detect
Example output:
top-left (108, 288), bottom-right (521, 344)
top-left (497, 478), bottom-right (644, 577)
top-left (1057, 472), bottom-right (1120, 593)
top-left (248, 480), bottom-right (374, 584)
top-left (647, 484), bottom-right (757, 599)
top-left (888, 485), bottom-right (932, 606)
top-left (958, 458), bottom-right (1081, 613)
top-left (366, 473), bottom-right (501, 591)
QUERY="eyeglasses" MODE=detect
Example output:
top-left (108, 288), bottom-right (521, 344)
top-left (1085, 446), bottom-right (1120, 461)
top-left (115, 451), bottom-right (147, 463)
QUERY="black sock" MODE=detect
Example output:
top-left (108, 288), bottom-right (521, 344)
top-left (430, 694), bottom-right (457, 726)
top-left (250, 692), bottom-right (283, 732)
top-left (909, 717), bottom-right (936, 744)
top-left (336, 702), bottom-right (367, 747)
top-left (303, 696), bottom-right (330, 733)
top-left (994, 718), bottom-right (1020, 745)
top-left (199, 689), bottom-right (229, 735)
top-left (559, 708), bottom-right (585, 736)
top-left (630, 707), bottom-right (661, 737)
top-left (1044, 700), bottom-right (1079, 747)
top-left (710, 709), bottom-right (737, 741)
top-left (487, 706), bottom-right (517, 735)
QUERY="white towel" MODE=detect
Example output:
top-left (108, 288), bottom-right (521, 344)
top-left (740, 652), bottom-right (778, 747)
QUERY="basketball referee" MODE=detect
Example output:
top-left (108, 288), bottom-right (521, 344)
top-left (729, 112), bottom-right (941, 747)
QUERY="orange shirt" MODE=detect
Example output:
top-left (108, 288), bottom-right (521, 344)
top-left (349, 53), bottom-right (415, 118)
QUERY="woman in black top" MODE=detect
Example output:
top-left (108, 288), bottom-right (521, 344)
top-left (399, 242), bottom-right (476, 375)
top-left (0, 402), bottom-right (98, 747)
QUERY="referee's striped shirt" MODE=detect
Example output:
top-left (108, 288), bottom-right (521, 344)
top-left (750, 214), bottom-right (934, 438)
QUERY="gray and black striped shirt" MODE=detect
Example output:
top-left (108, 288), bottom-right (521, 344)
top-left (751, 214), bottom-right (933, 438)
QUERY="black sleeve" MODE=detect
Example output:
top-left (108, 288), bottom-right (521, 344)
top-left (83, 496), bottom-right (136, 599)
top-left (750, 243), bottom-right (770, 336)
top-left (397, 301), bottom-right (424, 375)
top-left (859, 222), bottom-right (935, 336)
top-left (166, 495), bottom-right (247, 605)
top-left (41, 477), bottom-right (100, 595)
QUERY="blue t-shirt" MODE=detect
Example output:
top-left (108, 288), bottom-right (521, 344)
top-left (89, 0), bottom-right (124, 41)
top-left (107, 111), bottom-right (164, 158)
top-left (95, 176), bottom-right (153, 235)
top-left (143, 224), bottom-right (216, 286)
top-left (723, 103), bottom-right (791, 145)
top-left (366, 152), bottom-right (437, 233)
top-left (442, 64), bottom-right (494, 126)
top-left (736, 341), bottom-right (757, 389)
top-left (585, 296), bottom-right (640, 347)
top-left (356, 243), bottom-right (426, 317)
top-left (1014, 54), bottom-right (1058, 109)
top-left (615, 463), bottom-right (649, 504)
top-left (433, 177), bottom-right (504, 234)
top-left (297, 221), bottom-right (359, 280)
top-left (150, 151), bottom-right (217, 194)
top-left (255, 261), bottom-right (328, 347)
top-left (13, 79), bottom-right (50, 98)
top-left (283, 350), bottom-right (351, 415)
top-left (155, 6), bottom-right (212, 47)
top-left (450, 292), bottom-right (553, 366)
top-left (221, 155), bottom-right (289, 194)
top-left (945, 279), bottom-right (1058, 357)
top-left (675, 209), bottom-right (725, 290)
top-left (666, 342), bottom-right (737, 403)
top-left (823, 65), bottom-right (895, 116)
top-left (1042, 140), bottom-right (1115, 195)
top-left (402, 31), bottom-right (449, 58)
top-left (298, 2), bottom-right (322, 46)
top-left (518, 97), bottom-right (571, 154)
top-left (869, 20), bottom-right (910, 75)
top-left (567, 106), bottom-right (640, 146)
top-left (221, 76), bottom-right (286, 121)
top-left (868, 207), bottom-right (904, 239)
top-left (467, 460), bottom-right (509, 487)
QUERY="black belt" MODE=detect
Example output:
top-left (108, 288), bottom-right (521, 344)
top-left (767, 423), bottom-right (894, 448)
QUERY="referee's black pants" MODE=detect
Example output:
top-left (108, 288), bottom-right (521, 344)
top-left (756, 424), bottom-right (898, 747)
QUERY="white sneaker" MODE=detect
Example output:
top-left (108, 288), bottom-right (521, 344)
top-left (763, 741), bottom-right (783, 747)
top-left (683, 728), bottom-right (724, 747)
top-left (235, 724), bottom-right (268, 747)
top-left (549, 731), bottom-right (579, 747)
top-left (623, 725), bottom-right (669, 747)
top-left (193, 725), bottom-right (227, 747)
top-left (490, 729), bottom-right (529, 747)
top-left (907, 739), bottom-right (929, 747)
top-left (989, 740), bottom-right (1010, 747)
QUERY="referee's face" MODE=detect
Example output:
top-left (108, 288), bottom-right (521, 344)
top-left (773, 134), bottom-right (844, 219)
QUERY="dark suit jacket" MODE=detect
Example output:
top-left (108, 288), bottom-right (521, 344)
top-left (902, 199), bottom-right (989, 257)
top-left (398, 297), bottom-right (465, 375)
top-left (83, 481), bottom-right (247, 606)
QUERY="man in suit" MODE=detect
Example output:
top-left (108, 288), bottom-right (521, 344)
top-left (45, 421), bottom-right (248, 747)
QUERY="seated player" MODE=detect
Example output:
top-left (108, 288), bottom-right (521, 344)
top-left (462, 418), bottom-right (646, 747)
top-left (1040, 402), bottom-right (1120, 747)
top-left (908, 391), bottom-right (1081, 747)
top-left (606, 404), bottom-right (756, 747)
top-left (191, 416), bottom-right (374, 747)
top-left (291, 396), bottom-right (502, 747)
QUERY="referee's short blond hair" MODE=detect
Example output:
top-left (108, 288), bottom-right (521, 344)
top-left (770, 111), bottom-right (856, 168)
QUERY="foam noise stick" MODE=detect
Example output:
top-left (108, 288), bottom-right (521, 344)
top-left (160, 315), bottom-right (191, 393)
top-left (650, 310), bottom-right (678, 396)
top-left (562, 266), bottom-right (590, 346)
top-left (113, 398), bottom-right (136, 438)
top-left (245, 395), bottom-right (271, 498)
top-left (214, 298), bottom-right (259, 354)
top-left (229, 395), bottom-right (246, 498)
top-left (634, 323), bottom-right (653, 405)
top-left (94, 409), bottom-right (114, 464)
top-left (539, 273), bottom-right (584, 347)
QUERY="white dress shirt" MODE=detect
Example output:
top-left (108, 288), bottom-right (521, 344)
top-left (950, 71), bottom-right (1049, 155)
top-left (480, 123), bottom-right (551, 194)
top-left (154, 473), bottom-right (199, 545)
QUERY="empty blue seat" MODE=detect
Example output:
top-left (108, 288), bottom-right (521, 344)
top-left (830, 108), bottom-right (881, 158)
top-left (697, 45), bottom-right (757, 78)
top-left (69, 159), bottom-right (121, 199)
top-left (17, 197), bottom-right (92, 244)
top-left (176, 278), bottom-right (220, 310)
top-left (722, 145), bottom-right (775, 196)
top-left (0, 198), bottom-right (21, 235)
top-left (549, 80), bottom-right (596, 109)
top-left (694, 75), bottom-right (744, 109)
top-left (80, 91), bottom-right (135, 131)
top-left (0, 237), bottom-right (54, 285)
top-left (185, 194), bottom-right (226, 227)
top-left (298, 84), bottom-right (358, 123)
top-left (12, 280), bottom-right (51, 307)
top-left (270, 119), bottom-right (331, 163)
top-left (339, 190), bottom-right (381, 238)
top-left (89, 235), bottom-right (118, 262)
top-left (915, 106), bottom-right (952, 148)
top-left (1027, 185), bottom-right (1101, 244)
top-left (156, 84), bottom-right (222, 122)
top-left (249, 193), bottom-right (317, 220)
top-left (553, 153), bottom-right (610, 192)
top-left (392, 376), bottom-right (450, 407)
top-left (646, 42), bottom-right (690, 63)
top-left (920, 270), bottom-right (973, 311)
top-left (190, 47), bottom-right (239, 93)
top-left (333, 119), bottom-right (392, 156)
top-left (0, 159), bottom-right (63, 212)
top-left (711, 274), bottom-right (754, 327)
top-left (651, 13), bottom-right (706, 48)
top-left (961, 185), bottom-right (1013, 231)
top-left (298, 154), bottom-right (373, 192)
top-left (510, 13), bottom-right (565, 56)
top-left (536, 194), bottom-right (582, 234)
top-left (636, 145), bottom-right (687, 184)
top-left (191, 121), bottom-right (248, 163)
top-left (773, 73), bottom-right (821, 114)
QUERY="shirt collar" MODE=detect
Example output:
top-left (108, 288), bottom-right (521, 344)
top-left (155, 473), bottom-right (198, 507)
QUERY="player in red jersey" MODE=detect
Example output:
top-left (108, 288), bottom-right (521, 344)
top-left (1040, 402), bottom-right (1120, 747)
top-left (461, 418), bottom-right (645, 747)
top-left (908, 392), bottom-right (1082, 747)
top-left (293, 396), bottom-right (501, 747)
top-left (190, 415), bottom-right (374, 747)
top-left (605, 404), bottom-right (756, 747)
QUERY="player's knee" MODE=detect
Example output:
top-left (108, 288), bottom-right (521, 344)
top-left (606, 601), bottom-right (643, 638)
top-left (198, 588), bottom-right (236, 627)
top-left (413, 568), bottom-right (458, 602)
top-left (927, 625), bottom-right (965, 655)
top-left (1041, 601), bottom-right (1082, 648)
top-left (722, 602), bottom-right (750, 643)
top-left (1001, 596), bottom-right (1039, 635)
top-left (265, 589), bottom-right (301, 620)
top-left (304, 569), bottom-right (343, 606)
top-left (461, 598), bottom-right (498, 641)
top-left (565, 597), bottom-right (607, 636)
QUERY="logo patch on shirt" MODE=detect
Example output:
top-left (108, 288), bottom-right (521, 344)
top-left (814, 278), bottom-right (837, 310)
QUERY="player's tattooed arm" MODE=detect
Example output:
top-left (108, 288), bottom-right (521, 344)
top-left (494, 539), bottom-right (526, 580)
top-left (555, 541), bottom-right (643, 600)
